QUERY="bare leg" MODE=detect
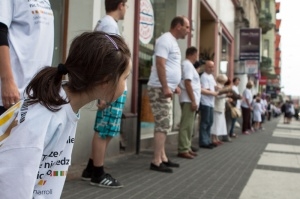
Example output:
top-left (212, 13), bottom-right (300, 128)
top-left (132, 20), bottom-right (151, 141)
top-left (152, 132), bottom-right (166, 166)
top-left (92, 133), bottom-right (112, 167)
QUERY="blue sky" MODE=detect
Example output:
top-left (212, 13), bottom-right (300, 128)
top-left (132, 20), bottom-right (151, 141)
top-left (276, 0), bottom-right (300, 96)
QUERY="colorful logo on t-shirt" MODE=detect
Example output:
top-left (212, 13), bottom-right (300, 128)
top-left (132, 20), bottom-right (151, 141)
top-left (0, 101), bottom-right (22, 146)
top-left (51, 170), bottom-right (67, 177)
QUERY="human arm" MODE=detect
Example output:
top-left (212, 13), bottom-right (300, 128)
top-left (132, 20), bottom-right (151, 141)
top-left (0, 23), bottom-right (20, 108)
top-left (201, 88), bottom-right (218, 96)
top-left (156, 56), bottom-right (173, 98)
top-left (184, 79), bottom-right (197, 111)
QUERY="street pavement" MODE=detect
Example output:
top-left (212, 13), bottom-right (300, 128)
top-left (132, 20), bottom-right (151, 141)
top-left (62, 117), bottom-right (300, 199)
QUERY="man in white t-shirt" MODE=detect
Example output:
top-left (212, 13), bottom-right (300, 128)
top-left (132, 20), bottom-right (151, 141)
top-left (228, 77), bottom-right (241, 137)
top-left (199, 61), bottom-right (218, 149)
top-left (148, 16), bottom-right (190, 173)
top-left (0, 0), bottom-right (54, 115)
top-left (177, 47), bottom-right (200, 159)
top-left (81, 0), bottom-right (128, 189)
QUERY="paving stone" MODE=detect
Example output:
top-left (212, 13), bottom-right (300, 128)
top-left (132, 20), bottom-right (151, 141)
top-left (62, 118), bottom-right (299, 199)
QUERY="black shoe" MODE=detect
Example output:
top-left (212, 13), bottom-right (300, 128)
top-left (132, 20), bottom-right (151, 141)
top-left (81, 169), bottom-right (92, 181)
top-left (200, 144), bottom-right (214, 149)
top-left (191, 146), bottom-right (199, 152)
top-left (150, 163), bottom-right (173, 173)
top-left (210, 143), bottom-right (218, 147)
top-left (162, 160), bottom-right (180, 168)
top-left (90, 173), bottom-right (123, 188)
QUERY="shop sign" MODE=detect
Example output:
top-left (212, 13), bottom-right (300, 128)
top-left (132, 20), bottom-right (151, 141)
top-left (245, 60), bottom-right (259, 74)
top-left (139, 0), bottom-right (154, 44)
top-left (239, 28), bottom-right (261, 61)
top-left (259, 76), bottom-right (267, 85)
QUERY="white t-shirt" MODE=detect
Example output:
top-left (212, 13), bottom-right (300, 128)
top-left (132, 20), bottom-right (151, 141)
top-left (200, 72), bottom-right (216, 107)
top-left (179, 59), bottom-right (201, 104)
top-left (0, 89), bottom-right (79, 199)
top-left (94, 15), bottom-right (120, 35)
top-left (0, 0), bottom-right (54, 106)
top-left (241, 88), bottom-right (253, 108)
top-left (232, 85), bottom-right (241, 109)
top-left (148, 32), bottom-right (182, 90)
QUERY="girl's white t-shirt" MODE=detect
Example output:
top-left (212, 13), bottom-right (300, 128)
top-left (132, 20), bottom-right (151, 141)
top-left (0, 89), bottom-right (79, 199)
top-left (0, 0), bottom-right (54, 106)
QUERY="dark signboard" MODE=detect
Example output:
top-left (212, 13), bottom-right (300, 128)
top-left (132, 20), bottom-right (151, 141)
top-left (239, 28), bottom-right (261, 61)
top-left (266, 85), bottom-right (277, 99)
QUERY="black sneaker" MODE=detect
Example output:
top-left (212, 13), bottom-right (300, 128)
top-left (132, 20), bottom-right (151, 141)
top-left (81, 169), bottom-right (92, 181)
top-left (90, 173), bottom-right (123, 189)
top-left (150, 163), bottom-right (173, 173)
top-left (200, 144), bottom-right (214, 149)
top-left (162, 160), bottom-right (180, 168)
top-left (191, 146), bottom-right (199, 152)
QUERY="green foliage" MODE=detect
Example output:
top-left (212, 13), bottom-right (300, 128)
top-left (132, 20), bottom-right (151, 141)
top-left (260, 56), bottom-right (272, 71)
top-left (259, 10), bottom-right (274, 34)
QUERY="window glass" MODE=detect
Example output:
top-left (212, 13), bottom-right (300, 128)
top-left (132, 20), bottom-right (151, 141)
top-left (139, 0), bottom-right (177, 138)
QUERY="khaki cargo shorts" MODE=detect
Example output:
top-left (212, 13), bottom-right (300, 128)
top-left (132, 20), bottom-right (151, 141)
top-left (147, 86), bottom-right (173, 134)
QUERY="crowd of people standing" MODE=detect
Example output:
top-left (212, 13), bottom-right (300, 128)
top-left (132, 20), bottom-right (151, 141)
top-left (0, 0), bottom-right (295, 198)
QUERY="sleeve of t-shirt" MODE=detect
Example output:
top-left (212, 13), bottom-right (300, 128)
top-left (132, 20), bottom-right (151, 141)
top-left (200, 75), bottom-right (209, 89)
top-left (182, 62), bottom-right (193, 81)
top-left (0, 0), bottom-right (13, 27)
top-left (154, 38), bottom-right (169, 60)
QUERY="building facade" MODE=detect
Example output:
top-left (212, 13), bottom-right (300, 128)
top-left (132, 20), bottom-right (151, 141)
top-left (233, 0), bottom-right (260, 94)
top-left (50, 0), bottom-right (239, 164)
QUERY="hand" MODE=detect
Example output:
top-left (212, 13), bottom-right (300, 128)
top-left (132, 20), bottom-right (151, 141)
top-left (174, 87), bottom-right (181, 95)
top-left (191, 101), bottom-right (198, 111)
top-left (215, 85), bottom-right (221, 91)
top-left (227, 98), bottom-right (233, 102)
top-left (162, 87), bottom-right (173, 99)
top-left (1, 78), bottom-right (20, 108)
top-left (213, 91), bottom-right (219, 96)
top-left (97, 99), bottom-right (107, 110)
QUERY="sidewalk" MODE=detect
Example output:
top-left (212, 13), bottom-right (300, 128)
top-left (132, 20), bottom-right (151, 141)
top-left (62, 117), bottom-right (300, 199)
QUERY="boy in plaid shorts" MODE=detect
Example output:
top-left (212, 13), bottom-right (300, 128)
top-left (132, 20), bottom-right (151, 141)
top-left (81, 0), bottom-right (128, 189)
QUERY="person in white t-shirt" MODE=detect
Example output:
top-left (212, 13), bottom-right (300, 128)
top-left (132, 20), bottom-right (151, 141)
top-left (199, 61), bottom-right (219, 149)
top-left (241, 81), bottom-right (254, 135)
top-left (148, 16), bottom-right (190, 173)
top-left (228, 77), bottom-right (242, 137)
top-left (0, 32), bottom-right (132, 199)
top-left (0, 0), bottom-right (54, 115)
top-left (80, 0), bottom-right (128, 189)
top-left (177, 47), bottom-right (200, 159)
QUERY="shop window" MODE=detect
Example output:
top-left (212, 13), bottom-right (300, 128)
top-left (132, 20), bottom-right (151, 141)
top-left (263, 39), bottom-right (269, 57)
top-left (265, 0), bottom-right (270, 12)
top-left (138, 0), bottom-right (177, 138)
top-left (139, 0), bottom-right (177, 78)
top-left (220, 35), bottom-right (230, 74)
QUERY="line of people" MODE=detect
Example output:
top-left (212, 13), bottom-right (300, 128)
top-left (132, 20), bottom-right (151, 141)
top-left (0, 0), bottom-right (131, 198)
